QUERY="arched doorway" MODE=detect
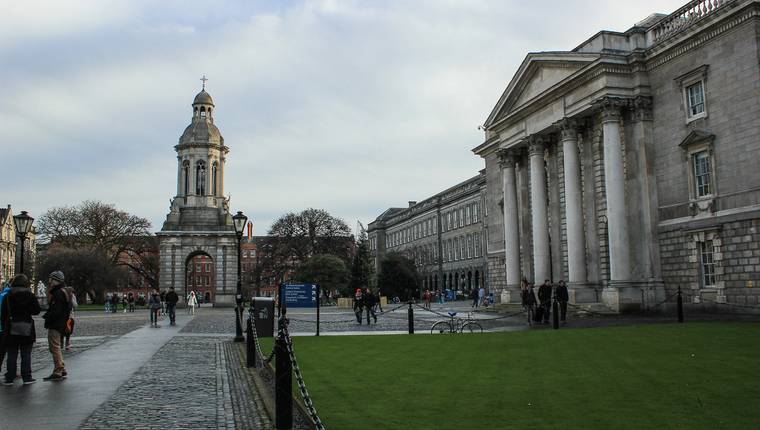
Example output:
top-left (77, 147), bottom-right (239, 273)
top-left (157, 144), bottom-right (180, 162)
top-left (467, 271), bottom-right (472, 291)
top-left (185, 251), bottom-right (215, 304)
top-left (475, 271), bottom-right (480, 289)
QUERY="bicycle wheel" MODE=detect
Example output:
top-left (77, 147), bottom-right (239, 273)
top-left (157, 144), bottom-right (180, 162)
top-left (431, 321), bottom-right (453, 334)
top-left (462, 321), bottom-right (483, 333)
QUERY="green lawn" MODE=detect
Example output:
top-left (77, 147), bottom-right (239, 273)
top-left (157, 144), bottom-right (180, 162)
top-left (270, 323), bottom-right (760, 430)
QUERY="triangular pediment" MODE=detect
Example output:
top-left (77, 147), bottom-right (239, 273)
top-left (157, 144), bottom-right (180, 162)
top-left (678, 129), bottom-right (714, 149)
top-left (484, 52), bottom-right (599, 127)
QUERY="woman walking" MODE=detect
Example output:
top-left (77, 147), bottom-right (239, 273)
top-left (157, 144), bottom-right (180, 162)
top-left (148, 289), bottom-right (161, 327)
top-left (1, 274), bottom-right (41, 385)
top-left (187, 291), bottom-right (198, 316)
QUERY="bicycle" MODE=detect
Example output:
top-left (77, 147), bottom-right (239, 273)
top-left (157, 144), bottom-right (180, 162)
top-left (430, 311), bottom-right (484, 334)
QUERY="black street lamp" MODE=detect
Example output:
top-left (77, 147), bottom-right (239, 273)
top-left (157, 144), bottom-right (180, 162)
top-left (13, 211), bottom-right (34, 275)
top-left (232, 210), bottom-right (248, 342)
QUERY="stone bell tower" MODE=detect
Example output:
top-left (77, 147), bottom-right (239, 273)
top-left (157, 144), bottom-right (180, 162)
top-left (157, 78), bottom-right (238, 306)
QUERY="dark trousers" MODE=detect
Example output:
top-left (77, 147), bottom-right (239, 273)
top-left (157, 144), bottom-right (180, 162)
top-left (365, 307), bottom-right (376, 324)
top-left (542, 302), bottom-right (551, 322)
top-left (354, 307), bottom-right (363, 323)
top-left (166, 303), bottom-right (176, 324)
top-left (150, 308), bottom-right (160, 324)
top-left (129, 303), bottom-right (135, 312)
top-left (5, 343), bottom-right (33, 382)
top-left (559, 301), bottom-right (568, 322)
top-left (0, 334), bottom-right (6, 370)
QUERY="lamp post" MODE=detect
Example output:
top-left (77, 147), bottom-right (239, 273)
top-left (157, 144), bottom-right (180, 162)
top-left (13, 211), bottom-right (34, 276)
top-left (232, 210), bottom-right (248, 342)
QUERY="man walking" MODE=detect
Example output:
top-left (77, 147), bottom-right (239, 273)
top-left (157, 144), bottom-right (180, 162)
top-left (555, 280), bottom-right (569, 326)
top-left (165, 287), bottom-right (179, 326)
top-left (537, 279), bottom-right (552, 325)
top-left (42, 271), bottom-right (70, 381)
top-left (364, 288), bottom-right (377, 324)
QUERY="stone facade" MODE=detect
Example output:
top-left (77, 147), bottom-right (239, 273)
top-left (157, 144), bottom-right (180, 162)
top-left (474, 0), bottom-right (760, 311)
top-left (0, 205), bottom-right (37, 285)
top-left (368, 173), bottom-right (487, 296)
top-left (157, 87), bottom-right (239, 306)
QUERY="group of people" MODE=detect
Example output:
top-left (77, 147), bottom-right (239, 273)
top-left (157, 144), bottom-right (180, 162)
top-left (0, 270), bottom-right (75, 385)
top-left (104, 292), bottom-right (137, 313)
top-left (520, 278), bottom-right (569, 326)
top-left (353, 288), bottom-right (381, 325)
top-left (146, 288), bottom-right (199, 327)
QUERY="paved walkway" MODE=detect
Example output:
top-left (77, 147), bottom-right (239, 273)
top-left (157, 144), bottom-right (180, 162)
top-left (0, 310), bottom-right (271, 429)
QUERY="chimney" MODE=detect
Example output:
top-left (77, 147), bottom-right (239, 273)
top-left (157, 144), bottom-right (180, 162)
top-left (408, 201), bottom-right (417, 208)
top-left (247, 221), bottom-right (253, 240)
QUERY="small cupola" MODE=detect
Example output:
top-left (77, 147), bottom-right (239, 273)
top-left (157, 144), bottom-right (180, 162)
top-left (192, 75), bottom-right (215, 122)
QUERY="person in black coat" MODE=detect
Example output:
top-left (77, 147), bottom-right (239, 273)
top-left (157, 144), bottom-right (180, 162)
top-left (555, 280), bottom-right (569, 325)
top-left (42, 270), bottom-right (70, 381)
top-left (2, 274), bottom-right (41, 385)
top-left (363, 288), bottom-right (377, 324)
top-left (520, 279), bottom-right (537, 326)
top-left (165, 287), bottom-right (179, 326)
top-left (537, 280), bottom-right (552, 324)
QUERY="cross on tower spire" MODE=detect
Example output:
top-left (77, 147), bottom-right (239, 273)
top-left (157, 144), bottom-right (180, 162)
top-left (200, 74), bottom-right (208, 90)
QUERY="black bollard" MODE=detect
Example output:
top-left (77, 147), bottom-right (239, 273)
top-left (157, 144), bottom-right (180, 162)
top-left (552, 299), bottom-right (559, 330)
top-left (246, 314), bottom-right (255, 368)
top-left (677, 285), bottom-right (684, 323)
top-left (408, 302), bottom-right (414, 334)
top-left (275, 318), bottom-right (293, 430)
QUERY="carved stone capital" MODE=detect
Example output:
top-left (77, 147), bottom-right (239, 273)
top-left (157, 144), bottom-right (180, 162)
top-left (594, 96), bottom-right (627, 123)
top-left (527, 135), bottom-right (547, 157)
top-left (630, 96), bottom-right (653, 121)
top-left (557, 118), bottom-right (579, 141)
top-left (497, 148), bottom-right (518, 169)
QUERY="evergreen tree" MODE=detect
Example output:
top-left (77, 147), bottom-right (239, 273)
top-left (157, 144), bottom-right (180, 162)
top-left (349, 223), bottom-right (375, 294)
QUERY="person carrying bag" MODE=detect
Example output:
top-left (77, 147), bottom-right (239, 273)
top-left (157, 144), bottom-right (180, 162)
top-left (2, 274), bottom-right (41, 385)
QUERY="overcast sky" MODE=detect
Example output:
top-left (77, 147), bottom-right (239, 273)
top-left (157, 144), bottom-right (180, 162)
top-left (2, 0), bottom-right (686, 235)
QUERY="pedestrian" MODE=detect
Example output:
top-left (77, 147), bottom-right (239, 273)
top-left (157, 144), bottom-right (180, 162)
top-left (159, 290), bottom-right (166, 316)
top-left (353, 288), bottom-right (363, 324)
top-left (148, 289), bottom-right (161, 327)
top-left (538, 279), bottom-right (552, 325)
top-left (104, 293), bottom-right (112, 313)
top-left (111, 293), bottom-right (119, 313)
top-left (555, 280), bottom-right (569, 325)
top-left (127, 292), bottom-right (135, 312)
top-left (478, 285), bottom-right (486, 307)
top-left (122, 294), bottom-right (128, 313)
top-left (42, 271), bottom-right (71, 381)
top-left (62, 286), bottom-right (77, 351)
top-left (165, 287), bottom-right (179, 325)
top-left (470, 288), bottom-right (479, 309)
top-left (187, 291), bottom-right (198, 316)
top-left (0, 281), bottom-right (11, 377)
top-left (1, 275), bottom-right (41, 385)
top-left (364, 288), bottom-right (377, 324)
top-left (520, 279), bottom-right (537, 326)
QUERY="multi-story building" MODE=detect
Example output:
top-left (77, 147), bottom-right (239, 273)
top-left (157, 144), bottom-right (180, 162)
top-left (474, 0), bottom-right (760, 311)
top-left (0, 205), bottom-right (37, 285)
top-left (368, 173), bottom-right (487, 295)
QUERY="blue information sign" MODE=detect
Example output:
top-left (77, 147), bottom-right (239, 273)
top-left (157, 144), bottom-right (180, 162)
top-left (283, 284), bottom-right (318, 308)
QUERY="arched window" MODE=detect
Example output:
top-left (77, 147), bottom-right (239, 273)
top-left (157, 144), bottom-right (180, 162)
top-left (193, 107), bottom-right (198, 117)
top-left (196, 161), bottom-right (206, 195)
top-left (183, 161), bottom-right (190, 195)
top-left (211, 162), bottom-right (218, 195)
top-left (200, 106), bottom-right (207, 118)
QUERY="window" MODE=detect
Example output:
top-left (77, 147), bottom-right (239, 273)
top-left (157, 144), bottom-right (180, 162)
top-left (459, 208), bottom-right (464, 227)
top-left (475, 233), bottom-right (481, 257)
top-left (473, 204), bottom-right (479, 223)
top-left (676, 65), bottom-right (708, 122)
top-left (699, 240), bottom-right (715, 287)
top-left (454, 238), bottom-right (459, 260)
top-left (466, 206), bottom-right (471, 225)
top-left (467, 235), bottom-right (472, 259)
top-left (687, 82), bottom-right (704, 117)
top-left (460, 236), bottom-right (465, 259)
top-left (447, 212), bottom-right (452, 230)
top-left (212, 162), bottom-right (218, 195)
top-left (195, 276), bottom-right (201, 285)
top-left (206, 263), bottom-right (211, 272)
top-left (693, 151), bottom-right (711, 197)
top-left (183, 161), bottom-right (190, 195)
top-left (195, 263), bottom-right (201, 272)
top-left (195, 161), bottom-right (206, 195)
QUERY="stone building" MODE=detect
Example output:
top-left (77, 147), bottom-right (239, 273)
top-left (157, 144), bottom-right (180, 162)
top-left (474, 0), bottom-right (760, 310)
top-left (157, 84), bottom-right (239, 306)
top-left (368, 173), bottom-right (487, 295)
top-left (0, 205), bottom-right (37, 285)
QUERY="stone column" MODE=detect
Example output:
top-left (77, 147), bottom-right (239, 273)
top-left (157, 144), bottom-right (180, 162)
top-left (529, 137), bottom-right (551, 283)
top-left (559, 119), bottom-right (587, 284)
top-left (600, 98), bottom-right (631, 282)
top-left (498, 149), bottom-right (521, 289)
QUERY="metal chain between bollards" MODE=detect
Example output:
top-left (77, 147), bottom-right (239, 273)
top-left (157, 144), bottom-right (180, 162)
top-left (282, 324), bottom-right (326, 430)
top-left (250, 308), bottom-right (277, 365)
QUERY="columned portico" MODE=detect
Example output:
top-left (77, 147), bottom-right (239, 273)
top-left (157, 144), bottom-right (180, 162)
top-left (499, 148), bottom-right (521, 300)
top-left (528, 137), bottom-right (551, 283)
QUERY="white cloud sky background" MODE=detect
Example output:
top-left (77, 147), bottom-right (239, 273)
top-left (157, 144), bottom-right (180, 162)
top-left (2, 0), bottom-right (686, 235)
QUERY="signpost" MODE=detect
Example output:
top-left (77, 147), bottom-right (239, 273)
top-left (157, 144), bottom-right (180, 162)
top-left (282, 284), bottom-right (321, 336)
